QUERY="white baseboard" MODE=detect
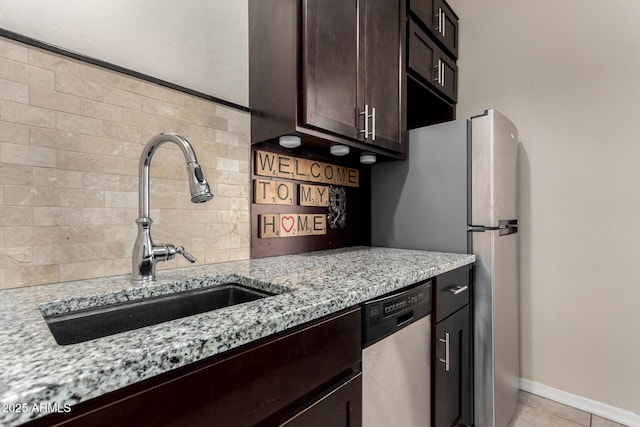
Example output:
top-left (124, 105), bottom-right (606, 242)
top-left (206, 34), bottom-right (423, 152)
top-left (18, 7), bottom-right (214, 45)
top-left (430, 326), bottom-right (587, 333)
top-left (520, 378), bottom-right (640, 427)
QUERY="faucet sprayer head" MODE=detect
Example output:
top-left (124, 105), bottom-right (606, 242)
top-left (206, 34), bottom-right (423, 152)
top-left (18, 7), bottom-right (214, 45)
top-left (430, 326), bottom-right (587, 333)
top-left (187, 161), bottom-right (213, 203)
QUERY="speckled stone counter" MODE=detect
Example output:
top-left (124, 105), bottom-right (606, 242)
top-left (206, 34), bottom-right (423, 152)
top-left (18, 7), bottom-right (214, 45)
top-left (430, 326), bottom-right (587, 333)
top-left (0, 247), bottom-right (474, 426)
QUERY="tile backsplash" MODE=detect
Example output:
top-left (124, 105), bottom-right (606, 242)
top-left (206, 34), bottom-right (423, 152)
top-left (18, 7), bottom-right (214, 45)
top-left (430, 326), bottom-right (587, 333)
top-left (0, 37), bottom-right (250, 289)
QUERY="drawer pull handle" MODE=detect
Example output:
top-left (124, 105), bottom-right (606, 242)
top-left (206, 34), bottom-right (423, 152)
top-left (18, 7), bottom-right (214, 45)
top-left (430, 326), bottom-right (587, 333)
top-left (438, 332), bottom-right (450, 372)
top-left (444, 285), bottom-right (468, 295)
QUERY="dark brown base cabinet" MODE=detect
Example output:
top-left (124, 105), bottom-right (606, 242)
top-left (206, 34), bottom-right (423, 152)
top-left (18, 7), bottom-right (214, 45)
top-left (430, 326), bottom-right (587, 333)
top-left (433, 265), bottom-right (473, 427)
top-left (24, 308), bottom-right (362, 427)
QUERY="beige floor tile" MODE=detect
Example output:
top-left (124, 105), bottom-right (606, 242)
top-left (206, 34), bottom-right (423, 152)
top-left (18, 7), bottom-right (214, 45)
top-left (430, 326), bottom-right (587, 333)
top-left (509, 404), bottom-right (586, 427)
top-left (591, 415), bottom-right (629, 427)
top-left (518, 391), bottom-right (591, 426)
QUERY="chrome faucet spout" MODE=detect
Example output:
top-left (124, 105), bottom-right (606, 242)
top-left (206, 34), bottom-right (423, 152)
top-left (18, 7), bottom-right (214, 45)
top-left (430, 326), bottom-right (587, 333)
top-left (132, 132), bottom-right (213, 282)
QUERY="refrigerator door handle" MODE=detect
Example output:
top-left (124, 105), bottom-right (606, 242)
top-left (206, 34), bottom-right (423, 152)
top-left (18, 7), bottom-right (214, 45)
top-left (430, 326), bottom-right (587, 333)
top-left (468, 219), bottom-right (518, 235)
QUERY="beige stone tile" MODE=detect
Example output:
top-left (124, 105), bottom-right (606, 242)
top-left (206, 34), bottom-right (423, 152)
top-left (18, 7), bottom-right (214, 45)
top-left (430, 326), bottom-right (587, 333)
top-left (229, 247), bottom-right (250, 261)
top-left (0, 164), bottom-right (32, 185)
top-left (190, 210), bottom-right (218, 225)
top-left (105, 258), bottom-right (129, 277)
top-left (121, 78), bottom-right (161, 99)
top-left (62, 207), bottom-right (127, 226)
top-left (0, 57), bottom-right (55, 89)
top-left (207, 196), bottom-right (230, 210)
top-left (78, 64), bottom-right (126, 89)
top-left (32, 207), bottom-right (65, 226)
top-left (0, 206), bottom-right (32, 227)
top-left (0, 100), bottom-right (56, 128)
top-left (216, 130), bottom-right (250, 147)
top-left (518, 392), bottom-right (591, 426)
top-left (30, 127), bottom-right (82, 151)
top-left (28, 49), bottom-right (80, 76)
top-left (103, 86), bottom-right (142, 110)
top-left (4, 264), bottom-right (59, 288)
top-left (228, 172), bottom-right (248, 187)
top-left (216, 184), bottom-right (246, 198)
top-left (102, 121), bottom-right (141, 142)
top-left (0, 120), bottom-right (29, 144)
top-left (216, 157), bottom-right (240, 173)
top-left (0, 185), bottom-right (3, 204)
top-left (0, 247), bottom-right (32, 268)
top-left (228, 145), bottom-right (250, 162)
top-left (29, 87), bottom-right (81, 114)
top-left (3, 185), bottom-right (58, 206)
top-left (190, 237), bottom-right (216, 253)
top-left (59, 226), bottom-right (105, 244)
top-left (141, 97), bottom-right (181, 117)
top-left (1, 142), bottom-right (56, 167)
top-left (59, 260), bottom-right (105, 282)
top-left (239, 159), bottom-right (250, 174)
top-left (204, 249), bottom-right (230, 264)
top-left (101, 240), bottom-right (129, 259)
top-left (229, 197), bottom-right (249, 211)
top-left (79, 135), bottom-right (123, 157)
top-left (591, 415), bottom-right (628, 427)
top-left (80, 98), bottom-right (123, 122)
top-left (56, 74), bottom-right (102, 101)
top-left (4, 226), bottom-right (59, 247)
top-left (117, 175), bottom-right (137, 192)
top-left (33, 167), bottom-right (82, 189)
top-left (101, 156), bottom-right (136, 176)
top-left (0, 269), bottom-right (5, 289)
top-left (102, 225), bottom-right (135, 242)
top-left (0, 78), bottom-right (28, 103)
top-left (33, 243), bottom-right (103, 265)
top-left (56, 111), bottom-right (102, 136)
top-left (227, 117), bottom-right (249, 135)
top-left (81, 172), bottom-right (120, 191)
top-left (56, 150), bottom-right (102, 172)
top-left (122, 108), bottom-right (166, 131)
top-left (0, 39), bottom-right (28, 63)
top-left (59, 188), bottom-right (104, 208)
top-left (104, 191), bottom-right (137, 209)
top-left (509, 404), bottom-right (586, 427)
top-left (216, 105), bottom-right (249, 123)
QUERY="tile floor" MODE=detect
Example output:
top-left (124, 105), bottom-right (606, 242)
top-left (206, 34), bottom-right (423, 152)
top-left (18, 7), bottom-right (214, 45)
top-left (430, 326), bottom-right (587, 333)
top-left (510, 392), bottom-right (628, 427)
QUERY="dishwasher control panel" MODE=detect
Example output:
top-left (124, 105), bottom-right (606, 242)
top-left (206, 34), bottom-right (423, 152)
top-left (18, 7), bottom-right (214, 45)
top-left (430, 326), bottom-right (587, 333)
top-left (361, 280), bottom-right (432, 348)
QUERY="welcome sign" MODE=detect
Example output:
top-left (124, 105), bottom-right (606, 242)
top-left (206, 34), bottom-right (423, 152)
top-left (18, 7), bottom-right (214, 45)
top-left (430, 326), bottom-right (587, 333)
top-left (254, 150), bottom-right (356, 239)
top-left (255, 150), bottom-right (359, 187)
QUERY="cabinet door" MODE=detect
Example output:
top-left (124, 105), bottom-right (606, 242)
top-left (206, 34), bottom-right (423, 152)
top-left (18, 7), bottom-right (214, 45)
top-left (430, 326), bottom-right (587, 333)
top-left (362, 0), bottom-right (404, 150)
top-left (303, 0), bottom-right (362, 140)
top-left (280, 374), bottom-right (362, 427)
top-left (432, 0), bottom-right (458, 58)
top-left (434, 306), bottom-right (471, 427)
top-left (409, 0), bottom-right (434, 28)
top-left (408, 20), bottom-right (457, 103)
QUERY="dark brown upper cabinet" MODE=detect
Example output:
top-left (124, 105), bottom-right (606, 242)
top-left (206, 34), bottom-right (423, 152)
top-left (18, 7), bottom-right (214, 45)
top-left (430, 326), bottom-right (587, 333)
top-left (409, 0), bottom-right (459, 58)
top-left (408, 20), bottom-right (458, 102)
top-left (250, 0), bottom-right (406, 160)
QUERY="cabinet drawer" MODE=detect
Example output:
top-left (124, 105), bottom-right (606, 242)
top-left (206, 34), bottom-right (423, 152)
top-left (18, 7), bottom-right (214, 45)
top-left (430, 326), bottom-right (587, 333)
top-left (435, 265), bottom-right (470, 323)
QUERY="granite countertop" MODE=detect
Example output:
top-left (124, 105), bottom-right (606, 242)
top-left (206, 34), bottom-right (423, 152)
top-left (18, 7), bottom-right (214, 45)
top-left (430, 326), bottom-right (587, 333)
top-left (0, 246), bottom-right (474, 426)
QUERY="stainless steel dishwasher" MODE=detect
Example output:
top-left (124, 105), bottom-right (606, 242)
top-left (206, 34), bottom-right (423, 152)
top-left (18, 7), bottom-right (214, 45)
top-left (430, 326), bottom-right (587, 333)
top-left (362, 281), bottom-right (432, 426)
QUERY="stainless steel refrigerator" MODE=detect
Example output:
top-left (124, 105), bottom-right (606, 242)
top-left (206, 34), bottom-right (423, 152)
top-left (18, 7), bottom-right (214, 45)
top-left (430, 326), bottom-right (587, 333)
top-left (371, 109), bottom-right (520, 427)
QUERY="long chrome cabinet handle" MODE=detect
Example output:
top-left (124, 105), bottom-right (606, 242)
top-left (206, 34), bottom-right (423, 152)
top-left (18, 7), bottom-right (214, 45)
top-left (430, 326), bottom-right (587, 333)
top-left (442, 10), bottom-right (446, 37)
top-left (371, 107), bottom-right (376, 141)
top-left (438, 332), bottom-right (450, 372)
top-left (359, 104), bottom-right (369, 138)
top-left (433, 60), bottom-right (442, 85)
top-left (445, 284), bottom-right (468, 295)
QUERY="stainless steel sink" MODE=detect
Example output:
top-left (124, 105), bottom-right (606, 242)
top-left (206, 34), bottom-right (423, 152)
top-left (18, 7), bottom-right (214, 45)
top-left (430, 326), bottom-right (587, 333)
top-left (44, 284), bottom-right (274, 345)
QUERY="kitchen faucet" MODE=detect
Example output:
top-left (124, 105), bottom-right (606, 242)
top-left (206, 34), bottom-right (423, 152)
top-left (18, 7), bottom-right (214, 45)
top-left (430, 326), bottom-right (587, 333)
top-left (132, 132), bottom-right (213, 282)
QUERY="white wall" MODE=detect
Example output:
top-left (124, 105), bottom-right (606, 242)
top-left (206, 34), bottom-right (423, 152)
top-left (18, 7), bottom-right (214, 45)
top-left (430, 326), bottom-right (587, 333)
top-left (0, 0), bottom-right (248, 107)
top-left (448, 0), bottom-right (640, 414)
